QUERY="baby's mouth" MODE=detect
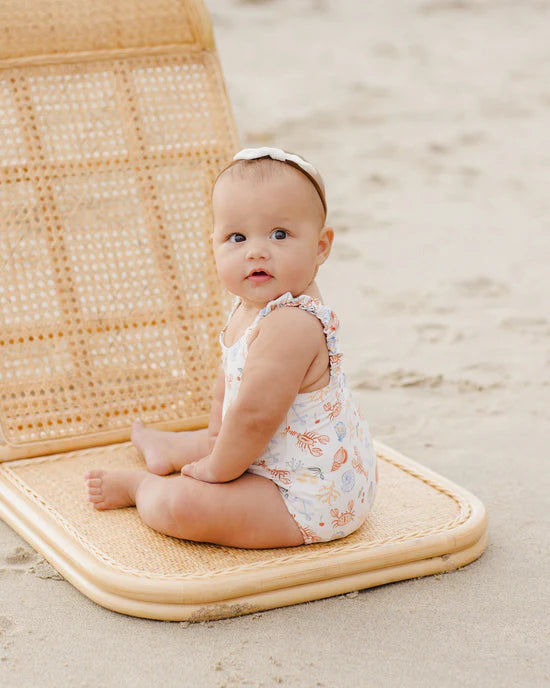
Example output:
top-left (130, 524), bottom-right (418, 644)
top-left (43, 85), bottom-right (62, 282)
top-left (246, 269), bottom-right (272, 283)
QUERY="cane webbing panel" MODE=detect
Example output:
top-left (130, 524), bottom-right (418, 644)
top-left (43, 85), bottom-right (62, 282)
top-left (0, 0), bottom-right (213, 61)
top-left (0, 441), bottom-right (487, 619)
top-left (0, 2), bottom-right (238, 460)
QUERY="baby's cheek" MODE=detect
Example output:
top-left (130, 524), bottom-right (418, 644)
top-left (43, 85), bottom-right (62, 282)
top-left (216, 258), bottom-right (239, 288)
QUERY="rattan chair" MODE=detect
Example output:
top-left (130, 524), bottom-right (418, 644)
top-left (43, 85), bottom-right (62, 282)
top-left (0, 0), bottom-right (487, 620)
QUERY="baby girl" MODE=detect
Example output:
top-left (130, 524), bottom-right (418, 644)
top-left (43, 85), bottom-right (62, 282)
top-left (85, 147), bottom-right (377, 548)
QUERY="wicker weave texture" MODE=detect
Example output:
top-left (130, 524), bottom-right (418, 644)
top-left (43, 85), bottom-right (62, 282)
top-left (0, 444), bottom-right (467, 579)
top-left (0, 0), bottom-right (213, 61)
top-left (0, 4), bottom-right (239, 460)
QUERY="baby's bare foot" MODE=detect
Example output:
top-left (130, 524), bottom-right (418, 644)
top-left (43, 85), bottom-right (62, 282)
top-left (131, 420), bottom-right (176, 475)
top-left (85, 469), bottom-right (146, 510)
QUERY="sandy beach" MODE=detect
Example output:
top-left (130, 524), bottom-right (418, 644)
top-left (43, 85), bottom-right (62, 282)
top-left (1, 0), bottom-right (549, 685)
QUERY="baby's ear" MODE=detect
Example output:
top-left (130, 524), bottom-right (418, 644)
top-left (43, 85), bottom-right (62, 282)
top-left (317, 225), bottom-right (334, 265)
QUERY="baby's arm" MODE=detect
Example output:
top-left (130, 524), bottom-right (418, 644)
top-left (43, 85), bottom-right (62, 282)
top-left (207, 367), bottom-right (225, 452)
top-left (182, 308), bottom-right (324, 483)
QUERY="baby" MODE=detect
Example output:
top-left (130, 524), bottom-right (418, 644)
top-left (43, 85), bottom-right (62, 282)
top-left (85, 147), bottom-right (377, 548)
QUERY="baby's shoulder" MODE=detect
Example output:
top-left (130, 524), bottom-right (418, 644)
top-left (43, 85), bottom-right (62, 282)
top-left (261, 300), bottom-right (325, 334)
top-left (250, 303), bottom-right (326, 354)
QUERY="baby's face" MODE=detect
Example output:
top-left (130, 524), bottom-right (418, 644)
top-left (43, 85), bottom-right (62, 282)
top-left (211, 164), bottom-right (333, 309)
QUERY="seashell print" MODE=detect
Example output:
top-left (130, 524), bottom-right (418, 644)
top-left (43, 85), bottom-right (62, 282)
top-left (334, 422), bottom-right (346, 441)
top-left (341, 469), bottom-right (356, 493)
top-left (331, 446), bottom-right (348, 471)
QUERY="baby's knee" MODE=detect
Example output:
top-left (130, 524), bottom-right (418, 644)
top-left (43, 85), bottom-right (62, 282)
top-left (165, 476), bottom-right (203, 535)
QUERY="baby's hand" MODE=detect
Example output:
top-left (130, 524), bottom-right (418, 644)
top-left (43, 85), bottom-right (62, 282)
top-left (181, 456), bottom-right (219, 483)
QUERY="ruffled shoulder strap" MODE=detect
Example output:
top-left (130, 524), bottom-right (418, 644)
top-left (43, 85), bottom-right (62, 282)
top-left (219, 297), bottom-right (241, 349)
top-left (257, 292), bottom-right (343, 371)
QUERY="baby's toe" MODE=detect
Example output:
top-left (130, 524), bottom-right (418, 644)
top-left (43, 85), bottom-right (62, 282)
top-left (88, 493), bottom-right (104, 505)
top-left (85, 470), bottom-right (105, 483)
top-left (86, 477), bottom-right (103, 488)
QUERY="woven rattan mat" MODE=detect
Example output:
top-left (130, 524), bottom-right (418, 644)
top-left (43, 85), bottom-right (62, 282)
top-left (0, 442), bottom-right (475, 576)
top-left (0, 440), bottom-right (487, 619)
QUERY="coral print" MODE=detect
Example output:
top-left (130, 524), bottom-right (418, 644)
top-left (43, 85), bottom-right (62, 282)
top-left (221, 292), bottom-right (377, 544)
top-left (323, 399), bottom-right (342, 420)
top-left (352, 446), bottom-right (369, 479)
top-left (316, 480), bottom-right (341, 505)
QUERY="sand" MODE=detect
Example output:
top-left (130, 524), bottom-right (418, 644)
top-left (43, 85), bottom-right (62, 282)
top-left (1, 0), bottom-right (549, 686)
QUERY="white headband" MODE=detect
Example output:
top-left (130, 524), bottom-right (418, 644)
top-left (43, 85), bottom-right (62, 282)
top-left (232, 147), bottom-right (326, 215)
top-left (233, 147), bottom-right (319, 180)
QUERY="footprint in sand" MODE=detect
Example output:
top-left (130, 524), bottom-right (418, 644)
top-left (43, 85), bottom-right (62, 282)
top-left (28, 560), bottom-right (64, 581)
top-left (427, 142), bottom-right (450, 155)
top-left (332, 242), bottom-right (359, 261)
top-left (353, 369), bottom-right (444, 391)
top-left (458, 131), bottom-right (486, 146)
top-left (419, 1), bottom-right (479, 14)
top-left (500, 316), bottom-right (549, 335)
top-left (0, 615), bottom-right (15, 637)
top-left (387, 369), bottom-right (444, 389)
top-left (0, 615), bottom-right (16, 657)
top-left (415, 322), bottom-right (448, 343)
top-left (0, 545), bottom-right (62, 579)
top-left (362, 173), bottom-right (393, 189)
top-left (1, 545), bottom-right (40, 570)
top-left (455, 277), bottom-right (509, 299)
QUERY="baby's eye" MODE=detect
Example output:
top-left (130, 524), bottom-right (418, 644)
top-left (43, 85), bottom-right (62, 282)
top-left (228, 233), bottom-right (246, 243)
top-left (271, 229), bottom-right (288, 240)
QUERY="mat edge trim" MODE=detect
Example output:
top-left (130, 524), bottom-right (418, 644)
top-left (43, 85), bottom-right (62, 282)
top-left (0, 441), bottom-right (488, 610)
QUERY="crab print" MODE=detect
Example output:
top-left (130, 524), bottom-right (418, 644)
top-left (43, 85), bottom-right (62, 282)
top-left (330, 500), bottom-right (355, 527)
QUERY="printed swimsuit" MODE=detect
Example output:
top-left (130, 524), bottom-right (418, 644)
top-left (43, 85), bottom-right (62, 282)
top-left (220, 292), bottom-right (377, 544)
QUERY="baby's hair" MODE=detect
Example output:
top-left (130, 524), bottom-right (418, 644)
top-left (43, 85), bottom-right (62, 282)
top-left (214, 152), bottom-right (327, 221)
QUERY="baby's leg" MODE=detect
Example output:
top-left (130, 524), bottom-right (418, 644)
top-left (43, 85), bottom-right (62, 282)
top-left (85, 469), bottom-right (147, 509)
top-left (131, 420), bottom-right (208, 475)
top-left (85, 469), bottom-right (304, 548)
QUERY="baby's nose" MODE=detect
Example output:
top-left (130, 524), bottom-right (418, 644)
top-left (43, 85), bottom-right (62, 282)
top-left (246, 240), bottom-right (269, 260)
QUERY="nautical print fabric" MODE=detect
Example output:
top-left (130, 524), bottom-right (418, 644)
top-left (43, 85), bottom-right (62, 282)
top-left (220, 292), bottom-right (377, 544)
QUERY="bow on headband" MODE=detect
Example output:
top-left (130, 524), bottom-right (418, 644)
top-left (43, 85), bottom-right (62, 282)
top-left (232, 147), bottom-right (327, 217)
